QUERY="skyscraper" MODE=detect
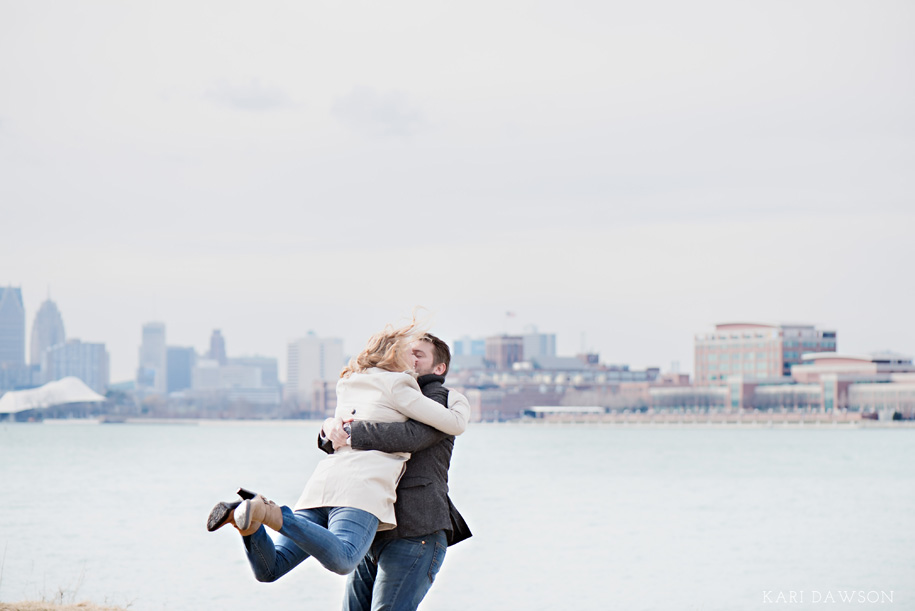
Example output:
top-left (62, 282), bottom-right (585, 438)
top-left (166, 346), bottom-right (196, 393)
top-left (285, 333), bottom-right (344, 406)
top-left (0, 287), bottom-right (25, 365)
top-left (231, 356), bottom-right (280, 388)
top-left (207, 329), bottom-right (227, 365)
top-left (190, 354), bottom-right (281, 406)
top-left (30, 299), bottom-right (66, 366)
top-left (43, 339), bottom-right (110, 394)
top-left (453, 335), bottom-right (486, 357)
top-left (521, 326), bottom-right (556, 361)
top-left (137, 322), bottom-right (167, 394)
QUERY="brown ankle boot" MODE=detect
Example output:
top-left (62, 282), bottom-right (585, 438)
top-left (234, 494), bottom-right (284, 533)
top-left (236, 519), bottom-right (260, 537)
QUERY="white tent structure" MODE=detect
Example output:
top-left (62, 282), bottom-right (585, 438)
top-left (0, 376), bottom-right (107, 415)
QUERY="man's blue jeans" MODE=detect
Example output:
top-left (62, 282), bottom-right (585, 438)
top-left (243, 506), bottom-right (379, 580)
top-left (343, 529), bottom-right (448, 611)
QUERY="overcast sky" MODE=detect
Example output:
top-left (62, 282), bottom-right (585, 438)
top-left (2, 0), bottom-right (913, 383)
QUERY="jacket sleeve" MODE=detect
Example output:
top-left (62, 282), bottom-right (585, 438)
top-left (350, 419), bottom-right (450, 453)
top-left (390, 375), bottom-right (469, 435)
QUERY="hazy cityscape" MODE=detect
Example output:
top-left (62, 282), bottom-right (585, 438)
top-left (2, 286), bottom-right (913, 423)
top-left (2, 4), bottom-right (914, 610)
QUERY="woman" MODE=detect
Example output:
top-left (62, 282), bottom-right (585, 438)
top-left (206, 319), bottom-right (470, 581)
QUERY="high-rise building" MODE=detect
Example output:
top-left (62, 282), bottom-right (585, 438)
top-left (137, 322), bottom-right (167, 394)
top-left (521, 326), bottom-right (556, 361)
top-left (0, 366), bottom-right (34, 391)
top-left (453, 335), bottom-right (486, 357)
top-left (30, 299), bottom-right (66, 366)
top-left (694, 322), bottom-right (837, 386)
top-left (43, 339), bottom-right (110, 394)
top-left (166, 346), bottom-right (196, 393)
top-left (207, 329), bottom-right (227, 365)
top-left (0, 287), bottom-right (26, 365)
top-left (285, 333), bottom-right (344, 406)
top-left (231, 356), bottom-right (279, 388)
top-left (193, 359), bottom-right (261, 390)
top-left (485, 335), bottom-right (524, 370)
top-left (190, 354), bottom-right (281, 405)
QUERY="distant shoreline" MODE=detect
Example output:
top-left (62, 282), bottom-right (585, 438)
top-left (517, 412), bottom-right (915, 428)
top-left (517, 419), bottom-right (915, 429)
top-left (10, 416), bottom-right (915, 429)
top-left (28, 417), bottom-right (323, 426)
top-left (0, 603), bottom-right (125, 611)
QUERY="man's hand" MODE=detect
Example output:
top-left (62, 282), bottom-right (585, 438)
top-left (322, 416), bottom-right (353, 450)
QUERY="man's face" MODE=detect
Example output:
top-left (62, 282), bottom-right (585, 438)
top-left (412, 340), bottom-right (444, 376)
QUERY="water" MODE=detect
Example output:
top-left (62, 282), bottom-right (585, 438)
top-left (0, 422), bottom-right (912, 610)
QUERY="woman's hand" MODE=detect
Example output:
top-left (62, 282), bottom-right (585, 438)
top-left (323, 416), bottom-right (354, 450)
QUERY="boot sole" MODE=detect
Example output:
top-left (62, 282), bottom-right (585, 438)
top-left (207, 500), bottom-right (241, 532)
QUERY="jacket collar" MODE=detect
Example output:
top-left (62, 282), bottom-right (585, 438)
top-left (417, 373), bottom-right (446, 389)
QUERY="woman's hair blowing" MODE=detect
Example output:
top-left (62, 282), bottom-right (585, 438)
top-left (340, 314), bottom-right (427, 378)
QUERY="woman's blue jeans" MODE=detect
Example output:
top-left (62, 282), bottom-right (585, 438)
top-left (243, 506), bottom-right (379, 579)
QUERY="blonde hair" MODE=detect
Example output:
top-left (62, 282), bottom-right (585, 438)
top-left (340, 315), bottom-right (427, 378)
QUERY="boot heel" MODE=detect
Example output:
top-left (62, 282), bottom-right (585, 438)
top-left (237, 487), bottom-right (257, 500)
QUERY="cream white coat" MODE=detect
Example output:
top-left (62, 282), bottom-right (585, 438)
top-left (294, 368), bottom-right (470, 529)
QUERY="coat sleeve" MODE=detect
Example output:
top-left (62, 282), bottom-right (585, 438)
top-left (350, 419), bottom-right (450, 453)
top-left (389, 375), bottom-right (469, 435)
top-left (447, 390), bottom-right (471, 420)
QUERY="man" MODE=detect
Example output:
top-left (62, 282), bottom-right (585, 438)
top-left (320, 333), bottom-right (471, 611)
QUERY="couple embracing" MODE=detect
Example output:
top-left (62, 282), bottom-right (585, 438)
top-left (208, 317), bottom-right (472, 610)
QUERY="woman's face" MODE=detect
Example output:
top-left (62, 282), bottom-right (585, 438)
top-left (398, 340), bottom-right (415, 371)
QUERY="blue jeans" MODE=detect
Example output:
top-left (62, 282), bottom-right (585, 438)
top-left (343, 530), bottom-right (448, 611)
top-left (243, 506), bottom-right (379, 579)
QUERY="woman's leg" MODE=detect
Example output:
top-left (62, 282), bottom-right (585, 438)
top-left (279, 506), bottom-right (379, 575)
top-left (242, 507), bottom-right (326, 582)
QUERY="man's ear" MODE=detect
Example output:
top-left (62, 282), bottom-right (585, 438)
top-left (433, 362), bottom-right (447, 376)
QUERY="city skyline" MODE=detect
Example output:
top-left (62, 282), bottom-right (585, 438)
top-left (2, 286), bottom-right (912, 387)
top-left (2, 2), bottom-right (913, 384)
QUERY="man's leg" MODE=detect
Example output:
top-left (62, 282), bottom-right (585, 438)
top-left (279, 506), bottom-right (379, 575)
top-left (370, 530), bottom-right (447, 611)
top-left (343, 542), bottom-right (380, 611)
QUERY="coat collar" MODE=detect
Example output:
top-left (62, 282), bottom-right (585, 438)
top-left (417, 373), bottom-right (446, 388)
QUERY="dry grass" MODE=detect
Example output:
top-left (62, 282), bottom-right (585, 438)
top-left (0, 603), bottom-right (125, 610)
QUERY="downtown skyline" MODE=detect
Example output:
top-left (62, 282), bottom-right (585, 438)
top-left (1, 287), bottom-right (910, 386)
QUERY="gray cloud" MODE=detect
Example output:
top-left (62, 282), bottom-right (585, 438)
top-left (332, 87), bottom-right (423, 138)
top-left (204, 78), bottom-right (296, 111)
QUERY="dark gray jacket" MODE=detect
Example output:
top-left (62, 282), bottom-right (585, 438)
top-left (319, 374), bottom-right (471, 545)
